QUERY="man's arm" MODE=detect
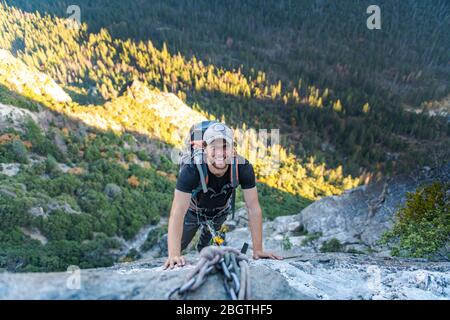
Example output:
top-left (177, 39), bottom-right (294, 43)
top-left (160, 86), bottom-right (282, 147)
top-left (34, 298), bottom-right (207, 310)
top-left (243, 187), bottom-right (282, 260)
top-left (163, 189), bottom-right (191, 269)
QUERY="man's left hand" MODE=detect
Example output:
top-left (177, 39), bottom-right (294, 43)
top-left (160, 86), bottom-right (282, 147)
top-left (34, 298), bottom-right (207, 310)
top-left (253, 250), bottom-right (283, 260)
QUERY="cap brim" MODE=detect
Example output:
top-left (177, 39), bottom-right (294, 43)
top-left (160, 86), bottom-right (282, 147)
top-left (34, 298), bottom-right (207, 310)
top-left (205, 136), bottom-right (233, 145)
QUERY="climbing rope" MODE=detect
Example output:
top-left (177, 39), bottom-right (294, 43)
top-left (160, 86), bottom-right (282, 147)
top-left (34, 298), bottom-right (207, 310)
top-left (167, 246), bottom-right (251, 300)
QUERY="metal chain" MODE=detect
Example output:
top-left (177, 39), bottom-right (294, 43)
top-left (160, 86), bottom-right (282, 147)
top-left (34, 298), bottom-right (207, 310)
top-left (167, 246), bottom-right (250, 300)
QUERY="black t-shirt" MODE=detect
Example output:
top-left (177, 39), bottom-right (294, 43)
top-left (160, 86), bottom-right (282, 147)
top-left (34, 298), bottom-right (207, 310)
top-left (176, 158), bottom-right (256, 210)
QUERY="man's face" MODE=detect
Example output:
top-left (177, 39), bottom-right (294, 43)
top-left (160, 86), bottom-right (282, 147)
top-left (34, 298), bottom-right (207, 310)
top-left (205, 139), bottom-right (232, 170)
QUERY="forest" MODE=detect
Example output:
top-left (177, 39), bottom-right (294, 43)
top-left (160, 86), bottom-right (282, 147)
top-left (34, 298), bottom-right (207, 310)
top-left (2, 0), bottom-right (449, 175)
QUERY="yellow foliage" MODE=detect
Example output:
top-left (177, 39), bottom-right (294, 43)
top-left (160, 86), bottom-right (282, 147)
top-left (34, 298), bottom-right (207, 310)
top-left (68, 167), bottom-right (86, 175)
top-left (0, 133), bottom-right (19, 144)
top-left (22, 141), bottom-right (33, 149)
top-left (127, 175), bottom-right (139, 188)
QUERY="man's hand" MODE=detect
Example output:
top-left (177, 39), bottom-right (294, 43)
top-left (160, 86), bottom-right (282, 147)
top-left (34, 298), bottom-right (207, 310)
top-left (163, 255), bottom-right (186, 269)
top-left (253, 250), bottom-right (282, 260)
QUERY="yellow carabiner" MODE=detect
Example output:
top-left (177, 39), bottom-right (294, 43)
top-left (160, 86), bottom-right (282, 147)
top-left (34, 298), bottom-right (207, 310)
top-left (219, 225), bottom-right (229, 233)
top-left (213, 236), bottom-right (224, 246)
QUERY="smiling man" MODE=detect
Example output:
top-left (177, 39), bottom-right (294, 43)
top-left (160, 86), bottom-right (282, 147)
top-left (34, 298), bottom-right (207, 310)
top-left (164, 122), bottom-right (281, 269)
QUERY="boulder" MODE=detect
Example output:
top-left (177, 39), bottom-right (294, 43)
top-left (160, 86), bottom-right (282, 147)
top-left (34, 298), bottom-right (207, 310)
top-left (104, 183), bottom-right (122, 198)
top-left (0, 103), bottom-right (38, 132)
top-left (298, 176), bottom-right (426, 250)
top-left (28, 206), bottom-right (47, 218)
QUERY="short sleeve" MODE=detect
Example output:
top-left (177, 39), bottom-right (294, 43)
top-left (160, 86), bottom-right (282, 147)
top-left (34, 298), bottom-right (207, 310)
top-left (176, 165), bottom-right (199, 193)
top-left (238, 161), bottom-right (256, 189)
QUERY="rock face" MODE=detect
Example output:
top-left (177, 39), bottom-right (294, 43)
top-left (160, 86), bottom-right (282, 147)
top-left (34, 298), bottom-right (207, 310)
top-left (0, 163), bottom-right (21, 177)
top-left (259, 253), bottom-right (450, 300)
top-left (1, 252), bottom-right (448, 300)
top-left (298, 176), bottom-right (419, 250)
top-left (0, 254), bottom-right (307, 300)
top-left (224, 175), bottom-right (438, 255)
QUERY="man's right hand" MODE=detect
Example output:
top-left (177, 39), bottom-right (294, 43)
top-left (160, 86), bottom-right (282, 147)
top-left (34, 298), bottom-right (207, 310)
top-left (163, 255), bottom-right (186, 269)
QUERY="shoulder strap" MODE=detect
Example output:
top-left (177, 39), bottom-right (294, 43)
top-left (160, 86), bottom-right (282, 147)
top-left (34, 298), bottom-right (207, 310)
top-left (196, 161), bottom-right (208, 193)
top-left (191, 147), bottom-right (208, 194)
top-left (191, 163), bottom-right (208, 212)
top-left (231, 188), bottom-right (236, 220)
top-left (230, 156), bottom-right (239, 219)
top-left (230, 156), bottom-right (239, 188)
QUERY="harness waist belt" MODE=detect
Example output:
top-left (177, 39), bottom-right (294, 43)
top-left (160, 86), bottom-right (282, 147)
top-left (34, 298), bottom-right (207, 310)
top-left (189, 198), bottom-right (232, 217)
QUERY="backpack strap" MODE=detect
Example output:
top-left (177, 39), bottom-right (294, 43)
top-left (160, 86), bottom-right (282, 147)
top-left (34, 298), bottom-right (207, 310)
top-left (189, 161), bottom-right (208, 213)
top-left (196, 161), bottom-right (208, 193)
top-left (230, 155), bottom-right (239, 219)
top-left (192, 148), bottom-right (208, 193)
top-left (230, 155), bottom-right (239, 188)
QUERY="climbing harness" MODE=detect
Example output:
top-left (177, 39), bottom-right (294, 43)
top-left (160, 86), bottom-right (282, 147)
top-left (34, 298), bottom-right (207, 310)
top-left (167, 246), bottom-right (251, 300)
top-left (192, 208), bottom-right (230, 247)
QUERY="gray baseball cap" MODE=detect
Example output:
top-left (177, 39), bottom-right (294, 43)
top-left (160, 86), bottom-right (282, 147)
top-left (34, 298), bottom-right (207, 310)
top-left (203, 122), bottom-right (234, 145)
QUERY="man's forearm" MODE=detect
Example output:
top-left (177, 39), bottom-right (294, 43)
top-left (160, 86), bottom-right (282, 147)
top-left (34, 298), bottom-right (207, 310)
top-left (167, 209), bottom-right (185, 257)
top-left (247, 206), bottom-right (263, 252)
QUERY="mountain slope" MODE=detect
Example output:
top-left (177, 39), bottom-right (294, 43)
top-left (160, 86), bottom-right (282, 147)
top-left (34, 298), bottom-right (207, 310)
top-left (0, 47), bottom-right (358, 199)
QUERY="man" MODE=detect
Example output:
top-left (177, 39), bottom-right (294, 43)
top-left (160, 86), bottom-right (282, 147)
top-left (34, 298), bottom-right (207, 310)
top-left (164, 122), bottom-right (281, 269)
